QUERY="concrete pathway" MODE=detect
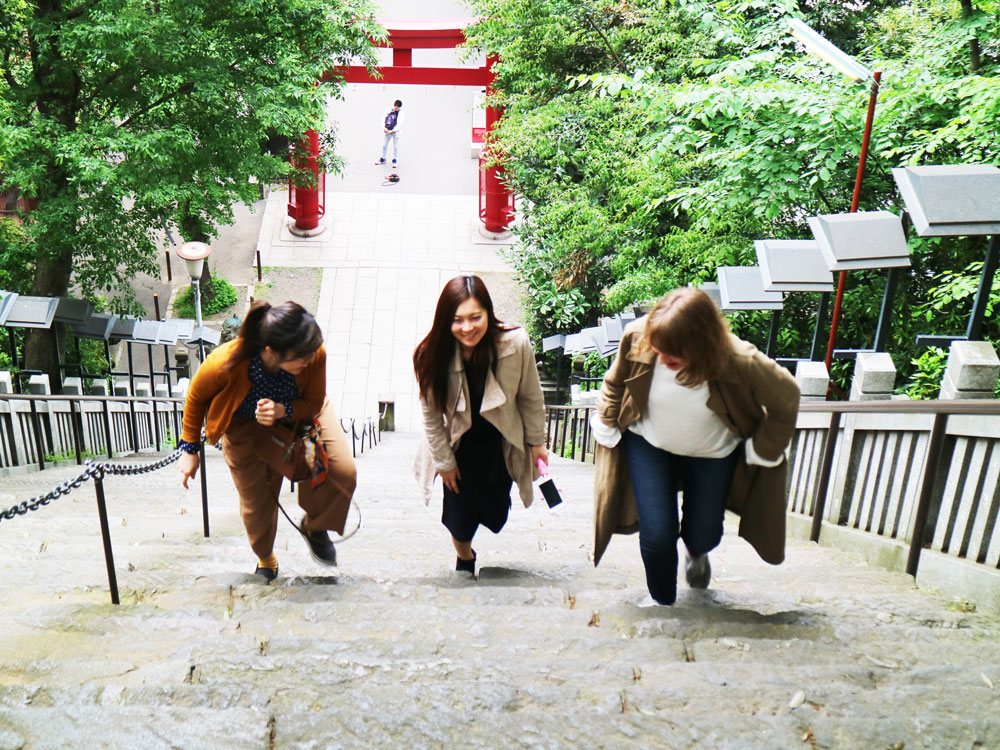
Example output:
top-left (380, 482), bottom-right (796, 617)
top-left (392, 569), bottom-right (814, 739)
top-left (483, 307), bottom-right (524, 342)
top-left (2, 436), bottom-right (999, 748)
top-left (251, 0), bottom-right (513, 431)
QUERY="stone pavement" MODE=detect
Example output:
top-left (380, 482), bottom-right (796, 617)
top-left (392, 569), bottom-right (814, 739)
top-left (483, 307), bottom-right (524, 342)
top-left (257, 188), bottom-right (514, 433)
top-left (2, 435), bottom-right (1000, 749)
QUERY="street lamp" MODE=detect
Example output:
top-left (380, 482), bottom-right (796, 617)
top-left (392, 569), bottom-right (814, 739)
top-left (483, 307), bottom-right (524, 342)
top-left (175, 241), bottom-right (219, 361)
top-left (788, 18), bottom-right (882, 373)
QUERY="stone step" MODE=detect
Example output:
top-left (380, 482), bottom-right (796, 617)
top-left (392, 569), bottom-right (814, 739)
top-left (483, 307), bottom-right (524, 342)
top-left (3, 435), bottom-right (1000, 748)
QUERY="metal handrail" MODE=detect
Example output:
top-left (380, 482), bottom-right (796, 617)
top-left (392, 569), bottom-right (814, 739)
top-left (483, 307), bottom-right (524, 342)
top-left (1, 393), bottom-right (184, 405)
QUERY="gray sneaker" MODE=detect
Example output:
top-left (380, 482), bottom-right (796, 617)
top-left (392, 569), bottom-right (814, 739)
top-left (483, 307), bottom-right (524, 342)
top-left (685, 552), bottom-right (711, 589)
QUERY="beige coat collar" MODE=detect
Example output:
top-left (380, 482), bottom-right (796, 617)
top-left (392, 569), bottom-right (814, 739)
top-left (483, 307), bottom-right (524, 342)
top-left (446, 331), bottom-right (519, 417)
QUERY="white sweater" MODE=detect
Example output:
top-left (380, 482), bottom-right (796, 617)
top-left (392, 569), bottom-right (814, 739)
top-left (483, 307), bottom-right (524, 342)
top-left (591, 362), bottom-right (782, 466)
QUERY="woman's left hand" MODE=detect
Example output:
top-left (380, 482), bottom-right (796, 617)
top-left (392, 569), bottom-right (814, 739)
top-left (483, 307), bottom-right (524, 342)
top-left (255, 398), bottom-right (286, 426)
top-left (530, 444), bottom-right (549, 470)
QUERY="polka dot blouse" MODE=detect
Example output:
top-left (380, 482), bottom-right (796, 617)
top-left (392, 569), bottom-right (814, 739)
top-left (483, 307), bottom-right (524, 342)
top-left (178, 354), bottom-right (299, 453)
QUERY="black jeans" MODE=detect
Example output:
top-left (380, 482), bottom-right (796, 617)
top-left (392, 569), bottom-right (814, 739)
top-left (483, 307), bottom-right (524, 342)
top-left (623, 431), bottom-right (740, 604)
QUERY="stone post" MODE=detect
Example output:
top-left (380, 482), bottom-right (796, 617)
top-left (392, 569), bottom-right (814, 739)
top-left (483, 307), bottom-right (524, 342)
top-left (171, 378), bottom-right (190, 399)
top-left (795, 361), bottom-right (829, 402)
top-left (27, 374), bottom-right (51, 395)
top-left (850, 352), bottom-right (895, 401)
top-left (939, 341), bottom-right (1000, 399)
top-left (61, 377), bottom-right (84, 395)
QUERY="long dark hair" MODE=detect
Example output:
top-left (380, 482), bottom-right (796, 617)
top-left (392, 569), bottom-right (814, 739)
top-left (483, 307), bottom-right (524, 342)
top-left (413, 275), bottom-right (511, 410)
top-left (224, 300), bottom-right (323, 369)
top-left (641, 287), bottom-right (732, 387)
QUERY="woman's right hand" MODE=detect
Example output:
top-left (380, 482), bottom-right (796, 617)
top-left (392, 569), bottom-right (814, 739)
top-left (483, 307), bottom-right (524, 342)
top-left (179, 452), bottom-right (200, 489)
top-left (439, 467), bottom-right (461, 493)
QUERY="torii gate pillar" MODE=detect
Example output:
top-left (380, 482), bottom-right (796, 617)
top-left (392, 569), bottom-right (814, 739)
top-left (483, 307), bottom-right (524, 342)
top-left (479, 54), bottom-right (515, 238)
top-left (287, 129), bottom-right (325, 237)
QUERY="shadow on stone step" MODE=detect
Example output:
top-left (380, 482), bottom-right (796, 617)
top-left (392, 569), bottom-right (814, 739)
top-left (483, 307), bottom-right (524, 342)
top-left (476, 566), bottom-right (566, 585)
top-left (284, 575), bottom-right (339, 586)
top-left (618, 594), bottom-right (822, 638)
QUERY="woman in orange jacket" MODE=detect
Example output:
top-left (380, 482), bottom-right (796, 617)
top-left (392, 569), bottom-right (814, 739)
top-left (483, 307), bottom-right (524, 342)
top-left (178, 301), bottom-right (356, 581)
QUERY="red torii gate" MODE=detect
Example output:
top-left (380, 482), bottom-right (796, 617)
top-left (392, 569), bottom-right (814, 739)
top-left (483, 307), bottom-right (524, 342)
top-left (287, 19), bottom-right (514, 237)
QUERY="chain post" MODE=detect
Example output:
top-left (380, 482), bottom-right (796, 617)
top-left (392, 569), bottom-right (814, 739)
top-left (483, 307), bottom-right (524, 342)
top-left (199, 442), bottom-right (210, 538)
top-left (90, 463), bottom-right (120, 605)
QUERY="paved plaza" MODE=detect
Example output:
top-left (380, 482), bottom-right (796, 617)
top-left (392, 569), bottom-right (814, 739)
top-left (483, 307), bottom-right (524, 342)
top-left (258, 188), bottom-right (514, 432)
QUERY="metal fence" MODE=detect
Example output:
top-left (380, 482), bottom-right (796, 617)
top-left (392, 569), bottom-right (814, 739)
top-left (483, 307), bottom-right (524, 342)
top-left (0, 394), bottom-right (183, 472)
top-left (1, 390), bottom-right (382, 604)
top-left (0, 393), bottom-right (382, 474)
top-left (546, 400), bottom-right (1000, 578)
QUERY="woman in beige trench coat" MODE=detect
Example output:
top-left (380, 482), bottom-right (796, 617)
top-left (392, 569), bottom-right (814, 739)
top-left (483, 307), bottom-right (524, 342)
top-left (413, 276), bottom-right (548, 577)
top-left (592, 288), bottom-right (800, 604)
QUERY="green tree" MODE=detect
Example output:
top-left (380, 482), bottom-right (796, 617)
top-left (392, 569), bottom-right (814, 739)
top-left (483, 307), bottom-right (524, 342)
top-left (0, 0), bottom-right (381, 385)
top-left (467, 0), bottom-right (999, 393)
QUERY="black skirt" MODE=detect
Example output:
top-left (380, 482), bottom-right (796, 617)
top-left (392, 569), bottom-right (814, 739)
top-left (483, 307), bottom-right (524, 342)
top-left (441, 359), bottom-right (513, 542)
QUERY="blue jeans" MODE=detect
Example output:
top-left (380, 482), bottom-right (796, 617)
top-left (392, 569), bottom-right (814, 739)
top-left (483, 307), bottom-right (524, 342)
top-left (380, 131), bottom-right (399, 161)
top-left (623, 431), bottom-right (739, 604)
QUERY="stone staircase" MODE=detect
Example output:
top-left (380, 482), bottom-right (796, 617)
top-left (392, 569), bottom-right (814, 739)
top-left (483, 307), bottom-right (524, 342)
top-left (1, 433), bottom-right (999, 749)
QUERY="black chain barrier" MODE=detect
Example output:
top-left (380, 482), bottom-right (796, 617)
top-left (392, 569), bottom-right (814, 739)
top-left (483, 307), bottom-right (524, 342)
top-left (3, 419), bottom-right (378, 604)
top-left (0, 449), bottom-right (183, 525)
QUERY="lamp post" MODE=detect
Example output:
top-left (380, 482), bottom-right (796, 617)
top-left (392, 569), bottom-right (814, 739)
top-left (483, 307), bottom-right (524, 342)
top-left (789, 18), bottom-right (882, 373)
top-left (175, 241), bottom-right (215, 362)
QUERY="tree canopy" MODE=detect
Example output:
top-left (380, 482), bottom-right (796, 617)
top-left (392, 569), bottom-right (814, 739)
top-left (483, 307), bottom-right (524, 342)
top-left (0, 0), bottom-right (381, 378)
top-left (465, 0), bottom-right (1000, 389)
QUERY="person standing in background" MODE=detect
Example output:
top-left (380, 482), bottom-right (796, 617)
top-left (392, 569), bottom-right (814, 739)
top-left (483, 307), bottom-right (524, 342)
top-left (377, 99), bottom-right (404, 168)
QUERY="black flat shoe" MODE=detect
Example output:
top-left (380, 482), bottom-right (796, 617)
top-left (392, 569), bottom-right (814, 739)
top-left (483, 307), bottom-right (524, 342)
top-left (304, 529), bottom-right (338, 566)
top-left (254, 564), bottom-right (278, 583)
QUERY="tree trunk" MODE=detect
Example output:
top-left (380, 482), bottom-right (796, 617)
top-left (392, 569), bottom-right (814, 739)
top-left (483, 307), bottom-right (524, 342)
top-left (959, 0), bottom-right (982, 73)
top-left (19, 0), bottom-right (85, 393)
top-left (24, 245), bottom-right (74, 392)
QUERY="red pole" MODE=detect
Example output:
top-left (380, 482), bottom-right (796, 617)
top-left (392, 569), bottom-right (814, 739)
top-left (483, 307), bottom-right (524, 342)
top-left (482, 54), bottom-right (513, 234)
top-left (291, 129), bottom-right (322, 232)
top-left (824, 70), bottom-right (881, 374)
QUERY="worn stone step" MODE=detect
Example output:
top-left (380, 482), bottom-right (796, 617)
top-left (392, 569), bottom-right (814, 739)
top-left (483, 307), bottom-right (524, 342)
top-left (4, 436), bottom-right (1000, 748)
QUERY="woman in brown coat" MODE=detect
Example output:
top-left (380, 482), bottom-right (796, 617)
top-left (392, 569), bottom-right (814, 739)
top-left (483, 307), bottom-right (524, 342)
top-left (592, 288), bottom-right (800, 605)
top-left (178, 301), bottom-right (357, 582)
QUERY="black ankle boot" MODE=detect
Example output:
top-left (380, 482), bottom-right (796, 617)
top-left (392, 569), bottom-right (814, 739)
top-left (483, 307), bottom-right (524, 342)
top-left (455, 549), bottom-right (476, 575)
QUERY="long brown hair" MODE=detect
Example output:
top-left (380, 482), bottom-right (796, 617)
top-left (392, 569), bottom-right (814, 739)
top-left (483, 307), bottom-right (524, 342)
top-left (224, 300), bottom-right (323, 369)
top-left (413, 275), bottom-right (511, 410)
top-left (641, 287), bottom-right (732, 387)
